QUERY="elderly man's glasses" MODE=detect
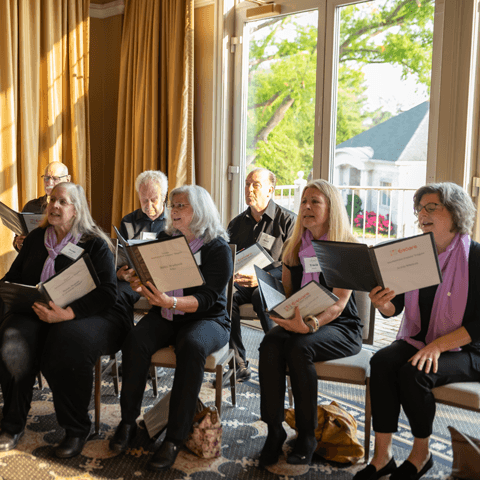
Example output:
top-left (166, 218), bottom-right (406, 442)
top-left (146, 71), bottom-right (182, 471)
top-left (414, 202), bottom-right (444, 216)
top-left (42, 175), bottom-right (68, 182)
top-left (167, 203), bottom-right (190, 210)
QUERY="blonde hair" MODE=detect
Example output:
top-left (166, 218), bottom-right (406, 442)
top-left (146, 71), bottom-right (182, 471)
top-left (283, 179), bottom-right (356, 266)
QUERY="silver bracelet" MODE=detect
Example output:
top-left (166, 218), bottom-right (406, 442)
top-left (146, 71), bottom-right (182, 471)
top-left (170, 296), bottom-right (177, 310)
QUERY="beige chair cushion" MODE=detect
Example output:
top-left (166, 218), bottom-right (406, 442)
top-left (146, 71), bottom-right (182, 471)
top-left (151, 343), bottom-right (230, 371)
top-left (433, 382), bottom-right (480, 410)
top-left (314, 349), bottom-right (373, 383)
top-left (239, 303), bottom-right (258, 319)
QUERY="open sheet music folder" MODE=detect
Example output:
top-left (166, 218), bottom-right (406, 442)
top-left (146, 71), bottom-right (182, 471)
top-left (0, 254), bottom-right (100, 313)
top-left (114, 226), bottom-right (204, 292)
top-left (312, 232), bottom-right (442, 294)
top-left (0, 201), bottom-right (44, 236)
top-left (234, 242), bottom-right (274, 275)
top-left (254, 265), bottom-right (338, 319)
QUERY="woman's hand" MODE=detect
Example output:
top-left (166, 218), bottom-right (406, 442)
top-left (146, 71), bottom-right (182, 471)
top-left (117, 265), bottom-right (136, 282)
top-left (139, 281), bottom-right (174, 309)
top-left (270, 307), bottom-right (310, 334)
top-left (32, 301), bottom-right (75, 323)
top-left (369, 286), bottom-right (396, 316)
top-left (234, 273), bottom-right (258, 288)
top-left (409, 344), bottom-right (442, 374)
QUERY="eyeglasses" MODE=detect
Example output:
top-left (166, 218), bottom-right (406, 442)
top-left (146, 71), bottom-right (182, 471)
top-left (414, 202), bottom-right (444, 216)
top-left (48, 196), bottom-right (72, 207)
top-left (167, 203), bottom-right (190, 210)
top-left (42, 175), bottom-right (68, 183)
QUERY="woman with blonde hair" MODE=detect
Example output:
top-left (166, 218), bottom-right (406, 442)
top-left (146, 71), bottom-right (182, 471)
top-left (258, 179), bottom-right (363, 467)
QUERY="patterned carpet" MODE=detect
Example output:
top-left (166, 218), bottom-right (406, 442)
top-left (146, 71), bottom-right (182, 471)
top-left (0, 325), bottom-right (478, 480)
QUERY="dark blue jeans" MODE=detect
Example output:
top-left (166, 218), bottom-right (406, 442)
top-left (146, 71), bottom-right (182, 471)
top-left (119, 310), bottom-right (230, 441)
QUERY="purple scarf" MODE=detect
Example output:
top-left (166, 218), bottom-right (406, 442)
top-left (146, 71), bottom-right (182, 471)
top-left (298, 229), bottom-right (328, 287)
top-left (40, 226), bottom-right (82, 283)
top-left (396, 233), bottom-right (470, 351)
top-left (161, 236), bottom-right (204, 320)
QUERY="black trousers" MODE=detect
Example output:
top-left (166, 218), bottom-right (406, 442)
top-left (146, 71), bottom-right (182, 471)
top-left (0, 312), bottom-right (125, 437)
top-left (370, 340), bottom-right (480, 438)
top-left (230, 285), bottom-right (274, 367)
top-left (119, 310), bottom-right (230, 442)
top-left (259, 320), bottom-right (362, 439)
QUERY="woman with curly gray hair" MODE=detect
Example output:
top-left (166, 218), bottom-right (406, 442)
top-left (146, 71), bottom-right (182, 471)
top-left (110, 185), bottom-right (233, 472)
top-left (355, 182), bottom-right (480, 480)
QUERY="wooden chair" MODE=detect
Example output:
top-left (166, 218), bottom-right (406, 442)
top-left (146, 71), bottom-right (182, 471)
top-left (149, 244), bottom-right (237, 416)
top-left (287, 290), bottom-right (375, 462)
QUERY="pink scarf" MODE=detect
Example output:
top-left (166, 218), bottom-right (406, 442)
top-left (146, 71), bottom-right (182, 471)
top-left (298, 229), bottom-right (328, 287)
top-left (396, 233), bottom-right (470, 351)
top-left (40, 226), bottom-right (82, 283)
top-left (161, 236), bottom-right (204, 320)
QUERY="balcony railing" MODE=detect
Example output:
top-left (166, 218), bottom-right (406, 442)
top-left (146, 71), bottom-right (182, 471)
top-left (274, 174), bottom-right (420, 245)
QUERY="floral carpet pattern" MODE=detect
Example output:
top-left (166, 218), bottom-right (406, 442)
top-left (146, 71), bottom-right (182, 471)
top-left (0, 326), bottom-right (477, 480)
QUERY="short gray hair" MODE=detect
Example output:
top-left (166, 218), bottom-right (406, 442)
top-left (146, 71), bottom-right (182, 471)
top-left (165, 185), bottom-right (229, 243)
top-left (414, 182), bottom-right (476, 235)
top-left (40, 182), bottom-right (113, 250)
top-left (135, 170), bottom-right (168, 201)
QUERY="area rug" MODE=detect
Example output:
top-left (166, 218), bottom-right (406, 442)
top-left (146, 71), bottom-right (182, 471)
top-left (0, 326), bottom-right (477, 480)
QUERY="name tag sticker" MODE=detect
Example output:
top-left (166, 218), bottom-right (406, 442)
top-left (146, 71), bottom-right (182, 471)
top-left (194, 251), bottom-right (202, 265)
top-left (258, 232), bottom-right (275, 251)
top-left (304, 257), bottom-right (321, 274)
top-left (141, 232), bottom-right (157, 240)
top-left (60, 243), bottom-right (84, 261)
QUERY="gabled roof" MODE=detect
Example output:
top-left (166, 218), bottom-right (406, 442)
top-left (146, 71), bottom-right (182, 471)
top-left (336, 101), bottom-right (429, 162)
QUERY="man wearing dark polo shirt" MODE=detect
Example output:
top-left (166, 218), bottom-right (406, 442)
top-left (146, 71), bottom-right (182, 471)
top-left (227, 168), bottom-right (296, 382)
top-left (14, 162), bottom-right (71, 251)
top-left (117, 170), bottom-right (168, 281)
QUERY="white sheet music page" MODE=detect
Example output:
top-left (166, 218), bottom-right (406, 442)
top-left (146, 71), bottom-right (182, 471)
top-left (235, 243), bottom-right (273, 275)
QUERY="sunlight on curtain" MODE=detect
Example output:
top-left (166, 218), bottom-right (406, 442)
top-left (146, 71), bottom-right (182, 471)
top-left (0, 0), bottom-right (90, 276)
top-left (112, 0), bottom-right (195, 232)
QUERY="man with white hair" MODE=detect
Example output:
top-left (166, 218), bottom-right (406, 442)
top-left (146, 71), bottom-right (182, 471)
top-left (14, 161), bottom-right (71, 251)
top-left (117, 170), bottom-right (168, 281)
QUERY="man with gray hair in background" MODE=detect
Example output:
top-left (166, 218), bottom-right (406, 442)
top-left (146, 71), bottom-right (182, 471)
top-left (117, 170), bottom-right (168, 281)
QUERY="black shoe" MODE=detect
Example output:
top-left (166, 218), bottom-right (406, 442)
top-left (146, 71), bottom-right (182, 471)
top-left (0, 430), bottom-right (24, 452)
top-left (212, 364), bottom-right (252, 388)
top-left (259, 428), bottom-right (287, 467)
top-left (353, 457), bottom-right (397, 480)
top-left (390, 454), bottom-right (433, 480)
top-left (286, 436), bottom-right (317, 465)
top-left (55, 433), bottom-right (90, 459)
top-left (109, 422), bottom-right (137, 453)
top-left (148, 440), bottom-right (181, 471)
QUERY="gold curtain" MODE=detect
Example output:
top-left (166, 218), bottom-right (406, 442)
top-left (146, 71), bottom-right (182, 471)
top-left (111, 0), bottom-right (195, 231)
top-left (0, 0), bottom-right (90, 276)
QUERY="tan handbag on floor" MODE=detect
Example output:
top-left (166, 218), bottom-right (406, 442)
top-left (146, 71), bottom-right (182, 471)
top-left (448, 426), bottom-right (480, 479)
top-left (185, 405), bottom-right (223, 459)
top-left (285, 401), bottom-right (364, 464)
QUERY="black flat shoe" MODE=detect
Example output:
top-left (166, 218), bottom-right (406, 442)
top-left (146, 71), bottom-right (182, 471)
top-left (353, 457), bottom-right (397, 480)
top-left (55, 434), bottom-right (90, 458)
top-left (286, 436), bottom-right (317, 465)
top-left (0, 430), bottom-right (24, 452)
top-left (109, 422), bottom-right (137, 453)
top-left (148, 440), bottom-right (181, 471)
top-left (258, 429), bottom-right (287, 467)
top-left (390, 454), bottom-right (433, 480)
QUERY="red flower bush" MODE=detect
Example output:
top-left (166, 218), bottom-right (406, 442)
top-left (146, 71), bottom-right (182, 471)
top-left (354, 211), bottom-right (392, 235)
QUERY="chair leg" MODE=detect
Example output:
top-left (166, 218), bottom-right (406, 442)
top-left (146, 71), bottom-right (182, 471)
top-left (150, 365), bottom-right (158, 397)
top-left (94, 358), bottom-right (102, 434)
top-left (215, 364), bottom-right (224, 417)
top-left (37, 373), bottom-right (44, 390)
top-left (364, 378), bottom-right (372, 463)
top-left (286, 375), bottom-right (293, 407)
top-left (111, 353), bottom-right (120, 397)
top-left (229, 354), bottom-right (236, 408)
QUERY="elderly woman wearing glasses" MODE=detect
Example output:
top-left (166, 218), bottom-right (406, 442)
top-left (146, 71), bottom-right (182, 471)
top-left (0, 182), bottom-right (136, 458)
top-left (109, 185), bottom-right (233, 472)
top-left (354, 182), bottom-right (480, 480)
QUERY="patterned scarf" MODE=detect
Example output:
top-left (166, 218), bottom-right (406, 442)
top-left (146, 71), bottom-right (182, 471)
top-left (298, 229), bottom-right (328, 287)
top-left (397, 233), bottom-right (470, 351)
top-left (40, 226), bottom-right (82, 283)
top-left (161, 236), bottom-right (204, 320)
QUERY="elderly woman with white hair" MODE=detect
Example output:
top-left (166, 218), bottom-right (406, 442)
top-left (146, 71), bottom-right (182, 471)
top-left (0, 182), bottom-right (136, 458)
top-left (109, 185), bottom-right (233, 472)
top-left (355, 182), bottom-right (480, 480)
